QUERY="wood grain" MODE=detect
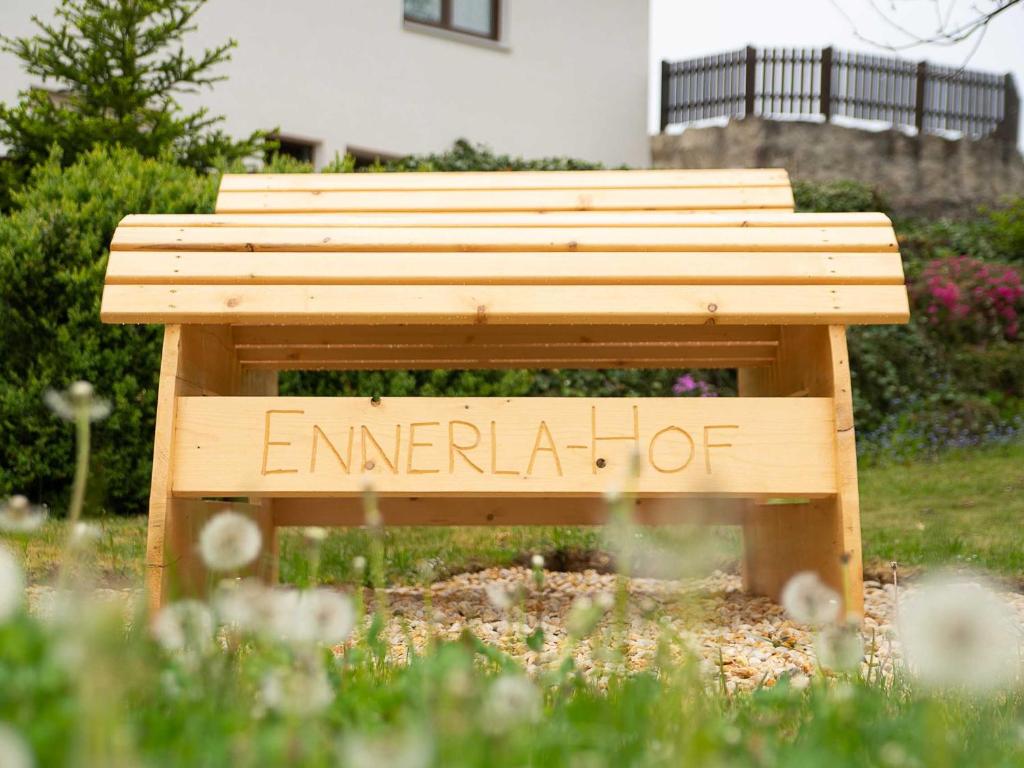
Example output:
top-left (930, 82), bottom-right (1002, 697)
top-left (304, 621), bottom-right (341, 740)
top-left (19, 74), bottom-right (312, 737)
top-left (100, 283), bottom-right (911, 325)
top-left (110, 224), bottom-right (899, 253)
top-left (170, 396), bottom-right (838, 498)
top-left (104, 250), bottom-right (904, 286)
top-left (120, 211), bottom-right (886, 228)
top-left (218, 168), bottom-right (793, 193)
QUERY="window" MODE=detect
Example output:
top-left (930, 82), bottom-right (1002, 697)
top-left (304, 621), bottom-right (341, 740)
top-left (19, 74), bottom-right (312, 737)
top-left (346, 145), bottom-right (403, 169)
top-left (266, 134), bottom-right (318, 165)
top-left (404, 0), bottom-right (500, 41)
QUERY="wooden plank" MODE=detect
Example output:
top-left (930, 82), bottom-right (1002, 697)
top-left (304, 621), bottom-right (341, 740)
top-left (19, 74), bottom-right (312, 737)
top-left (239, 368), bottom-right (280, 584)
top-left (119, 211), bottom-right (888, 228)
top-left (235, 340), bottom-right (779, 369)
top-left (217, 168), bottom-right (793, 193)
top-left (170, 396), bottom-right (837, 497)
top-left (240, 357), bottom-right (775, 371)
top-left (145, 325), bottom-right (240, 614)
top-left (105, 251), bottom-right (905, 286)
top-left (212, 187), bottom-right (796, 214)
top-left (110, 224), bottom-right (899, 253)
top-left (738, 326), bottom-right (864, 615)
top-left (100, 283), bottom-right (912, 326)
top-left (272, 496), bottom-right (749, 527)
top-left (231, 324), bottom-right (782, 348)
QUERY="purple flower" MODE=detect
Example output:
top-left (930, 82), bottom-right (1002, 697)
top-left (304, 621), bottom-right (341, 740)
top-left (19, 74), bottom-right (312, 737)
top-left (673, 374), bottom-right (697, 395)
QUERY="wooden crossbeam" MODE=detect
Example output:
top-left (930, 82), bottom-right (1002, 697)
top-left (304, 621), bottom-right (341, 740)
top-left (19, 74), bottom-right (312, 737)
top-left (218, 168), bottom-right (794, 193)
top-left (105, 251), bottom-right (904, 286)
top-left (110, 223), bottom-right (898, 252)
top-left (101, 283), bottom-right (911, 325)
top-left (170, 396), bottom-right (838, 498)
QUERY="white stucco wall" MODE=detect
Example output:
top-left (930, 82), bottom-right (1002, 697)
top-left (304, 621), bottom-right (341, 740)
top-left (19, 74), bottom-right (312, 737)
top-left (0, 0), bottom-right (650, 168)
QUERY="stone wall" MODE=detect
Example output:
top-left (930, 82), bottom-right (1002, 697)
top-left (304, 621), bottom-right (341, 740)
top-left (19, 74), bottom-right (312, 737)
top-left (650, 117), bottom-right (1024, 217)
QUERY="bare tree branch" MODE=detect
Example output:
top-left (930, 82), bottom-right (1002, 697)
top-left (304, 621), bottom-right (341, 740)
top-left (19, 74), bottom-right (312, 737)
top-left (830, 0), bottom-right (1023, 52)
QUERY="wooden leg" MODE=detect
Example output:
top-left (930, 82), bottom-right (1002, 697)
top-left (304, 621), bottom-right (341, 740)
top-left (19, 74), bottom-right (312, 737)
top-left (738, 326), bottom-right (864, 615)
top-left (146, 325), bottom-right (240, 614)
top-left (240, 368), bottom-right (280, 585)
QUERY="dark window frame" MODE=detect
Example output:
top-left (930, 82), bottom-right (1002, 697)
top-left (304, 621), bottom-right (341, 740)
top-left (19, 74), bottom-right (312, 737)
top-left (266, 133), bottom-right (318, 165)
top-left (404, 0), bottom-right (501, 41)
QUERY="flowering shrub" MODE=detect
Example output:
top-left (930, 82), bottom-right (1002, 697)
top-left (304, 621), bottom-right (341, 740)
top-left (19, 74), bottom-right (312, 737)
top-left (912, 256), bottom-right (1023, 343)
top-left (672, 374), bottom-right (718, 397)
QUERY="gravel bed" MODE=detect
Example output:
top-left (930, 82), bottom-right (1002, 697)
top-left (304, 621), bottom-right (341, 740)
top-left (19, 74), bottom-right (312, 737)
top-left (26, 568), bottom-right (1024, 691)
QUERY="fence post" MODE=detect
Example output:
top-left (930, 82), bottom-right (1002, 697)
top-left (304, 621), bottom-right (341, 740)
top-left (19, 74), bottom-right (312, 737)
top-left (996, 73), bottom-right (1020, 143)
top-left (819, 47), bottom-right (833, 122)
top-left (914, 60), bottom-right (928, 134)
top-left (660, 60), bottom-right (671, 133)
top-left (744, 45), bottom-right (757, 118)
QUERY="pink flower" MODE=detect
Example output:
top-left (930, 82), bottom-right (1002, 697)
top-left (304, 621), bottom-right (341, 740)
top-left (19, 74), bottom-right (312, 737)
top-left (673, 374), bottom-right (697, 394)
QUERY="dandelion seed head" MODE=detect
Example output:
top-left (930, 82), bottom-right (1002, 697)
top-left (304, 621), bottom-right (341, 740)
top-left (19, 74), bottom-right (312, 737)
top-left (260, 658), bottom-right (334, 717)
top-left (340, 728), bottom-right (432, 768)
top-left (899, 576), bottom-right (1022, 692)
top-left (485, 582), bottom-right (514, 611)
top-left (814, 622), bottom-right (864, 673)
top-left (300, 588), bottom-right (356, 646)
top-left (0, 496), bottom-right (47, 534)
top-left (0, 723), bottom-right (33, 768)
top-left (198, 511), bottom-right (262, 572)
top-left (789, 673), bottom-right (811, 691)
top-left (480, 675), bottom-right (542, 735)
top-left (879, 742), bottom-right (909, 767)
top-left (152, 600), bottom-right (214, 659)
top-left (70, 522), bottom-right (101, 548)
top-left (781, 572), bottom-right (841, 626)
top-left (352, 555), bottom-right (367, 573)
top-left (268, 588), bottom-right (356, 646)
top-left (0, 545), bottom-right (25, 624)
top-left (302, 526), bottom-right (328, 542)
top-left (531, 554), bottom-right (545, 570)
top-left (44, 381), bottom-right (110, 422)
top-left (214, 579), bottom-right (275, 634)
top-left (69, 381), bottom-right (94, 402)
top-left (416, 559), bottom-right (438, 582)
top-left (602, 484), bottom-right (623, 504)
top-left (566, 596), bottom-right (603, 639)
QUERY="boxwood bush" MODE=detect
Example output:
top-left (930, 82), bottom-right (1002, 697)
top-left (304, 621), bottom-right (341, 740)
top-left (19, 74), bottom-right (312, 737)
top-left (0, 148), bottom-right (217, 515)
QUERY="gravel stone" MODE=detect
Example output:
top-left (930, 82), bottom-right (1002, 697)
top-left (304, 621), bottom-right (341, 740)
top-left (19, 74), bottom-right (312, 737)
top-left (25, 568), bottom-right (1024, 691)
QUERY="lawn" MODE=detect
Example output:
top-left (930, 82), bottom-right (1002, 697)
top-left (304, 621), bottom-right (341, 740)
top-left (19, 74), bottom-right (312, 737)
top-left (4, 443), bottom-right (1024, 766)
top-left (7, 441), bottom-right (1024, 587)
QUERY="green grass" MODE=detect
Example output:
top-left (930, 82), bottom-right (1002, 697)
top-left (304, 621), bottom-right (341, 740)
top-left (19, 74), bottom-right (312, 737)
top-left (4, 443), bottom-right (1024, 767)
top-left (6, 441), bottom-right (1024, 586)
top-left (860, 442), bottom-right (1024, 577)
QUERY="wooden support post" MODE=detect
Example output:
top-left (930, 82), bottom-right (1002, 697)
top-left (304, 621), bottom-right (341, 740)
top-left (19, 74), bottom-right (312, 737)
top-left (738, 326), bottom-right (864, 616)
top-left (820, 46), bottom-right (833, 122)
top-left (914, 60), bottom-right (928, 135)
top-left (660, 60), bottom-right (672, 133)
top-left (744, 46), bottom-right (757, 118)
top-left (145, 325), bottom-right (279, 614)
top-left (997, 73), bottom-right (1020, 144)
top-left (241, 368), bottom-right (279, 584)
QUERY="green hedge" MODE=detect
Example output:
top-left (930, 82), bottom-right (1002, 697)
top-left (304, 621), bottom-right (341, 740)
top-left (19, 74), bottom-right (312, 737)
top-left (2, 147), bottom-right (1020, 515)
top-left (0, 143), bottom-right (698, 516)
top-left (0, 148), bottom-right (217, 514)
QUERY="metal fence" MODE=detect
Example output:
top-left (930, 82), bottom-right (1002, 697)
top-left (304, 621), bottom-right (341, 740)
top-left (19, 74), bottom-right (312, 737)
top-left (659, 46), bottom-right (1019, 142)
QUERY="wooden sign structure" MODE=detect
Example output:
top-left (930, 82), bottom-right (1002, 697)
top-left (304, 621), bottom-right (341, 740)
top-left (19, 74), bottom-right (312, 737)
top-left (100, 169), bottom-right (909, 615)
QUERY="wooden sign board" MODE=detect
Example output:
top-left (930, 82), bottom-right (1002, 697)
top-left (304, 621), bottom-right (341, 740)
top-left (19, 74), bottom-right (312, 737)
top-left (172, 397), bottom-right (837, 498)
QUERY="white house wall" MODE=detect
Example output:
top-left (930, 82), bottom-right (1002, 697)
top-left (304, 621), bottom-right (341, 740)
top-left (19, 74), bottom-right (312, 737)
top-left (0, 0), bottom-right (650, 168)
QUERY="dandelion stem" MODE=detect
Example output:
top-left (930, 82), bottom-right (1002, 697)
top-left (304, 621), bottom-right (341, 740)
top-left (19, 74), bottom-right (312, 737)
top-left (69, 408), bottom-right (90, 527)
